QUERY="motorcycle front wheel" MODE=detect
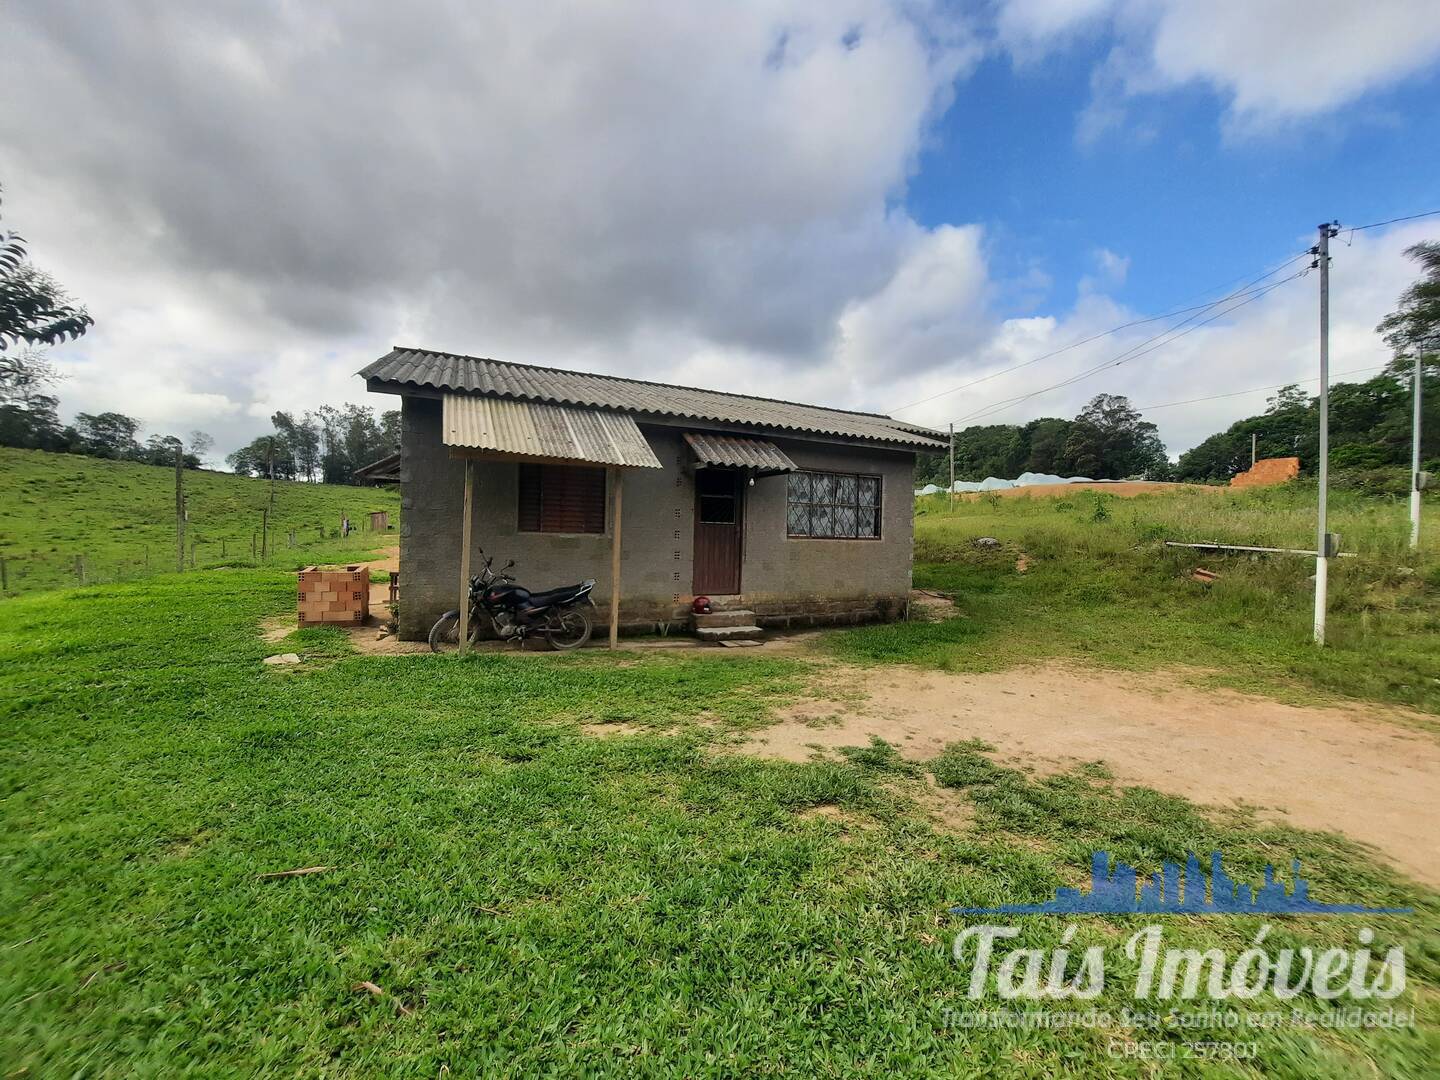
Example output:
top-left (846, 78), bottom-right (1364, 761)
top-left (545, 606), bottom-right (592, 650)
top-left (428, 611), bottom-right (480, 652)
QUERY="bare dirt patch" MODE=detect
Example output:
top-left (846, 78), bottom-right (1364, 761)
top-left (369, 543), bottom-right (400, 574)
top-left (909, 775), bottom-right (976, 836)
top-left (909, 589), bottom-right (960, 619)
top-left (581, 721), bottom-right (646, 738)
top-left (742, 662), bottom-right (1440, 887)
top-left (260, 616), bottom-right (292, 643)
top-left (348, 627), bottom-right (431, 655)
top-left (793, 802), bottom-right (875, 834)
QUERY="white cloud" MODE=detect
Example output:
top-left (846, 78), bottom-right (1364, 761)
top-left (0, 1), bottom-right (982, 454)
top-left (1146, 0), bottom-right (1440, 123)
top-left (996, 0), bottom-right (1440, 132)
top-left (837, 224), bottom-right (995, 378)
top-left (889, 224), bottom-right (1427, 457)
top-left (996, 0), bottom-right (1113, 56)
top-left (0, 0), bottom-right (1429, 468)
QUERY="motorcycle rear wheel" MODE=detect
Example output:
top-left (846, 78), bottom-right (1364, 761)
top-left (545, 606), bottom-right (592, 650)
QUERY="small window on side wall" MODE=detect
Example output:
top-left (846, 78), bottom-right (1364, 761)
top-left (518, 464), bottom-right (606, 533)
top-left (786, 470), bottom-right (881, 539)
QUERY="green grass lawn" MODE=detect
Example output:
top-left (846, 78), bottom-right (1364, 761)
top-left (3, 568), bottom-right (1437, 1076)
top-left (831, 484), bottom-right (1440, 715)
top-left (0, 447), bottom-right (401, 596)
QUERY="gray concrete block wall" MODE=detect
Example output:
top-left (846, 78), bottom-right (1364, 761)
top-left (399, 398), bottom-right (694, 639)
top-left (734, 434), bottom-right (914, 615)
top-left (397, 395), bottom-right (916, 640)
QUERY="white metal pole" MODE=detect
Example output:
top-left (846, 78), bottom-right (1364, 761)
top-left (1411, 348), bottom-right (1423, 550)
top-left (1313, 223), bottom-right (1335, 646)
top-left (948, 422), bottom-right (955, 510)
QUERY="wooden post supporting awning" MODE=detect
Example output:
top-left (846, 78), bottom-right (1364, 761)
top-left (608, 468), bottom-right (623, 648)
top-left (441, 394), bottom-right (662, 652)
top-left (458, 459), bottom-right (474, 655)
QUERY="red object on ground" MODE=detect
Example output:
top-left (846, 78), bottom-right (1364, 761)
top-left (297, 564), bottom-right (370, 624)
top-left (692, 596), bottom-right (712, 615)
top-left (1231, 457), bottom-right (1301, 488)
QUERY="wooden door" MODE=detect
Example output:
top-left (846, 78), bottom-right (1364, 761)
top-left (693, 468), bottom-right (743, 594)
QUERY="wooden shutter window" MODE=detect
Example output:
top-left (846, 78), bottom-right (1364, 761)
top-left (518, 464), bottom-right (606, 533)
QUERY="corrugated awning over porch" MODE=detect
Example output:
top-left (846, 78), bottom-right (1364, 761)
top-left (442, 393), bottom-right (662, 468)
top-left (684, 431), bottom-right (797, 475)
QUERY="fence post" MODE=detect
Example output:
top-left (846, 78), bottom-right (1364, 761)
top-left (0, 557), bottom-right (7, 593)
top-left (175, 445), bottom-right (186, 573)
top-left (75, 554), bottom-right (86, 585)
top-left (318, 525), bottom-right (324, 542)
top-left (261, 508), bottom-right (269, 558)
top-left (252, 531), bottom-right (257, 559)
top-left (190, 541), bottom-right (197, 569)
top-left (144, 546), bottom-right (150, 570)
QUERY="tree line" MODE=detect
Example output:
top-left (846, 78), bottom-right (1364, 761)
top-left (919, 240), bottom-right (1440, 487)
top-left (0, 345), bottom-right (215, 467)
top-left (1174, 241), bottom-right (1438, 483)
top-left (0, 344), bottom-right (398, 484)
top-left (225, 406), bottom-right (399, 484)
top-left (915, 393), bottom-right (1169, 486)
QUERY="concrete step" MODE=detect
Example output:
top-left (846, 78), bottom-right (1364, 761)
top-left (695, 624), bottom-right (764, 642)
top-left (693, 609), bottom-right (756, 628)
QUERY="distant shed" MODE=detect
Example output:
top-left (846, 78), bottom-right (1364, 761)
top-left (353, 451), bottom-right (400, 486)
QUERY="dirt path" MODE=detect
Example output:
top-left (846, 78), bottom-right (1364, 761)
top-left (745, 663), bottom-right (1440, 888)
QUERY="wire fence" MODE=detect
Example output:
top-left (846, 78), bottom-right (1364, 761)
top-left (1, 514), bottom-right (397, 599)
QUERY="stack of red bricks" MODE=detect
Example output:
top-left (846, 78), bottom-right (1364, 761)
top-left (1230, 456), bottom-right (1301, 489)
top-left (297, 565), bottom-right (370, 624)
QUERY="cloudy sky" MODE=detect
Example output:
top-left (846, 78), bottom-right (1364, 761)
top-left (4, 0), bottom-right (1440, 463)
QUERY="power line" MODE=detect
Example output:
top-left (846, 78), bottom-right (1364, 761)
top-left (887, 251), bottom-right (1311, 414)
top-left (1133, 364), bottom-right (1389, 412)
top-left (894, 208), bottom-right (1437, 417)
top-left (1347, 209), bottom-right (1440, 233)
top-left (947, 270), bottom-right (1307, 428)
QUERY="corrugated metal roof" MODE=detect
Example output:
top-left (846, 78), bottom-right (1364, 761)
top-left (442, 394), bottom-right (662, 468)
top-left (353, 450), bottom-right (400, 482)
top-left (684, 432), bottom-right (797, 473)
top-left (362, 346), bottom-right (946, 449)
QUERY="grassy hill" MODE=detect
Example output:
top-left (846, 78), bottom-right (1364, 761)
top-left (0, 447), bottom-right (401, 597)
top-left (833, 482), bottom-right (1440, 712)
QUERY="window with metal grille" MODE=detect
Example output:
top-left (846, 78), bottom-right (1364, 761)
top-left (786, 471), bottom-right (881, 539)
top-left (517, 464), bottom-right (606, 533)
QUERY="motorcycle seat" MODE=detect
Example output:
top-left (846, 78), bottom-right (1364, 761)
top-left (519, 580), bottom-right (595, 610)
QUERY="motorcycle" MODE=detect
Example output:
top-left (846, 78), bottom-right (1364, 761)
top-left (428, 551), bottom-right (596, 652)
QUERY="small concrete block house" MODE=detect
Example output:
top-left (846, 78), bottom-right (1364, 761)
top-left (360, 347), bottom-right (947, 643)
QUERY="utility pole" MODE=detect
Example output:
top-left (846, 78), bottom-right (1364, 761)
top-left (174, 442), bottom-right (186, 573)
top-left (1313, 222), bottom-right (1340, 646)
top-left (948, 422), bottom-right (955, 510)
top-left (1412, 348), bottom-right (1424, 549)
top-left (1251, 432), bottom-right (1257, 469)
